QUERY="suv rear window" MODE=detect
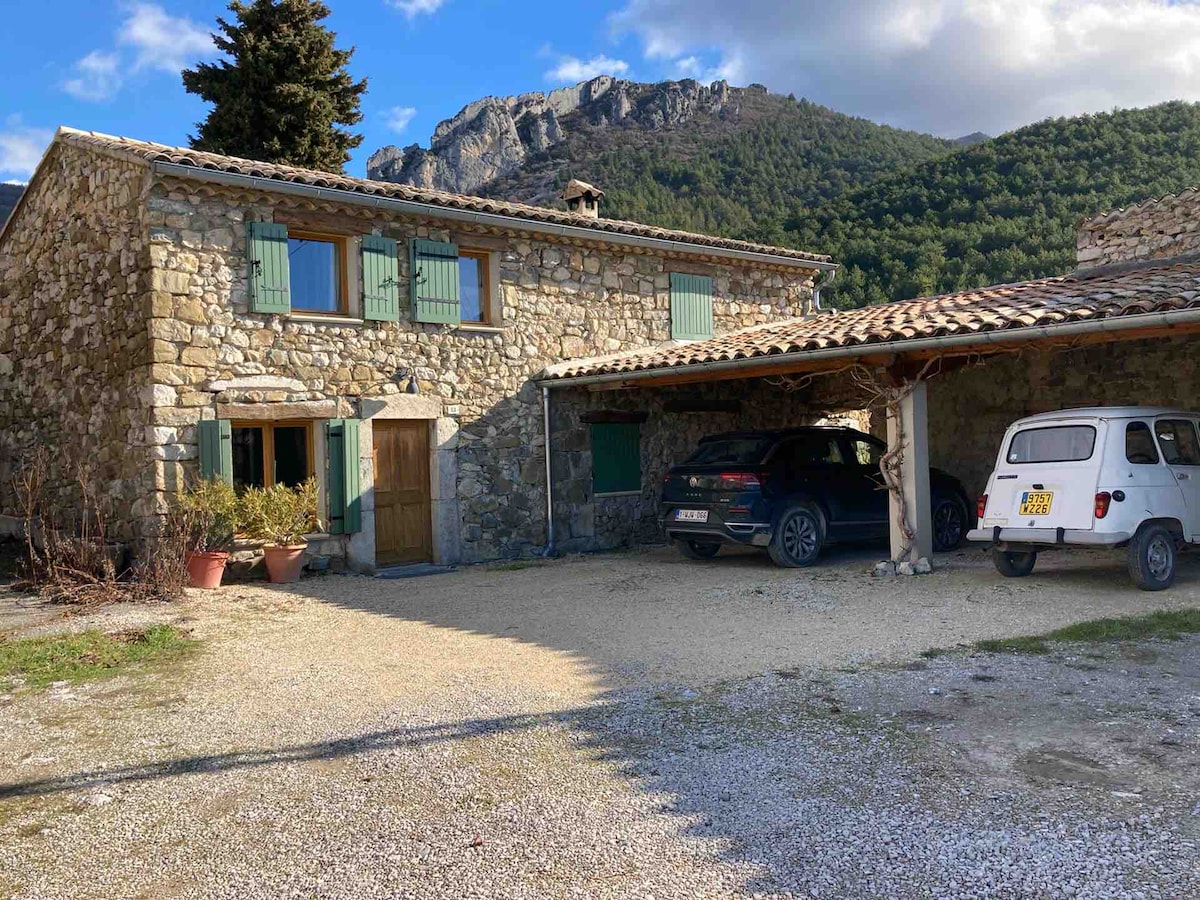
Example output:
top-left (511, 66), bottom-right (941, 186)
top-left (686, 437), bottom-right (773, 465)
top-left (1006, 425), bottom-right (1096, 464)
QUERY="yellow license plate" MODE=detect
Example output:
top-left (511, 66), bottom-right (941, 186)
top-left (1019, 491), bottom-right (1054, 516)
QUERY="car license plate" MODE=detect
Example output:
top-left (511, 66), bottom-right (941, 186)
top-left (1019, 491), bottom-right (1054, 516)
top-left (675, 509), bottom-right (709, 523)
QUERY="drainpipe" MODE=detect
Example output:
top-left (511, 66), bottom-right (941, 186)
top-left (541, 385), bottom-right (557, 558)
top-left (811, 266), bottom-right (837, 313)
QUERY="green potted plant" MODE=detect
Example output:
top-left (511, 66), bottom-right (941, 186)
top-left (239, 477), bottom-right (320, 584)
top-left (177, 477), bottom-right (239, 589)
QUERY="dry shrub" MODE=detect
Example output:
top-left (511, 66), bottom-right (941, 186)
top-left (13, 446), bottom-right (188, 607)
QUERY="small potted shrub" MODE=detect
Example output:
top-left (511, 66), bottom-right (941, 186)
top-left (239, 477), bottom-right (320, 584)
top-left (177, 478), bottom-right (239, 589)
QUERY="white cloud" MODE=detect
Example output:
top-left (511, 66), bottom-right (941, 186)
top-left (63, 51), bottom-right (124, 102)
top-left (671, 53), bottom-right (742, 83)
top-left (389, 0), bottom-right (446, 18)
top-left (63, 3), bottom-right (214, 102)
top-left (0, 122), bottom-right (53, 180)
top-left (119, 2), bottom-right (214, 73)
top-left (613, 0), bottom-right (1200, 136)
top-left (385, 105), bottom-right (417, 134)
top-left (545, 54), bottom-right (630, 84)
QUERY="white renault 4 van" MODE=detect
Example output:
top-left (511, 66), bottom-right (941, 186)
top-left (967, 407), bottom-right (1200, 591)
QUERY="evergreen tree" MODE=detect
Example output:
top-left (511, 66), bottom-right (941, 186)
top-left (183, 0), bottom-right (367, 173)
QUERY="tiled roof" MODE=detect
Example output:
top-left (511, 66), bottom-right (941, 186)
top-left (542, 260), bottom-right (1200, 381)
top-left (53, 127), bottom-right (830, 267)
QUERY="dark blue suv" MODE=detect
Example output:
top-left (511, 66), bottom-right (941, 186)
top-left (660, 427), bottom-right (972, 567)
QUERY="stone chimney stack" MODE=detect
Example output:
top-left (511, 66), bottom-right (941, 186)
top-left (562, 179), bottom-right (604, 219)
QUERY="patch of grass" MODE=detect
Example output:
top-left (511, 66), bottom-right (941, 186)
top-left (0, 625), bottom-right (193, 689)
top-left (975, 608), bottom-right (1200, 656)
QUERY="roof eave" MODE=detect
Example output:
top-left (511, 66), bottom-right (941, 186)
top-left (149, 160), bottom-right (837, 271)
top-left (540, 305), bottom-right (1200, 388)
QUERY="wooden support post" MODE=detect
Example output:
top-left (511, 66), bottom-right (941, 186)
top-left (887, 379), bottom-right (933, 563)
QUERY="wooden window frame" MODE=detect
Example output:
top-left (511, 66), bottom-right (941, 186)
top-left (458, 248), bottom-right (493, 325)
top-left (287, 229), bottom-right (351, 316)
top-left (231, 420), bottom-right (315, 489)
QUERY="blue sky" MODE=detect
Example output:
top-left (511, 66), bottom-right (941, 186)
top-left (6, 0), bottom-right (1200, 183)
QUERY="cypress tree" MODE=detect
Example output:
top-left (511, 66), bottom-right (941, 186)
top-left (182, 0), bottom-right (367, 173)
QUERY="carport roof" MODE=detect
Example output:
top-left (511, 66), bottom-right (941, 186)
top-left (541, 258), bottom-right (1200, 386)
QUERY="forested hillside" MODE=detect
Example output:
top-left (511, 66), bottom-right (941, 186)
top-left (375, 82), bottom-right (1200, 311)
top-left (487, 93), bottom-right (957, 237)
top-left (776, 102), bottom-right (1200, 308)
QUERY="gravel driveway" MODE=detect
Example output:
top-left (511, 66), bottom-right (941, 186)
top-left (2, 545), bottom-right (1199, 899)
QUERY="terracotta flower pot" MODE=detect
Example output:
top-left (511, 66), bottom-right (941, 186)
top-left (263, 544), bottom-right (307, 584)
top-left (185, 551), bottom-right (229, 590)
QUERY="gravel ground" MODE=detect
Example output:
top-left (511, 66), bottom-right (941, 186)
top-left (1, 545), bottom-right (1199, 899)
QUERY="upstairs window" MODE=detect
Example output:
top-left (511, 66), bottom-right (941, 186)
top-left (458, 249), bottom-right (492, 324)
top-left (287, 231), bottom-right (348, 314)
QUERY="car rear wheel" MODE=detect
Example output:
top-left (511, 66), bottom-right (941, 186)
top-left (1128, 523), bottom-right (1176, 591)
top-left (678, 540), bottom-right (721, 560)
top-left (768, 503), bottom-right (824, 568)
top-left (992, 549), bottom-right (1037, 577)
top-left (932, 494), bottom-right (968, 551)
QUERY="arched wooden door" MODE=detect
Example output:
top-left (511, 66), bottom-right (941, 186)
top-left (372, 420), bottom-right (432, 565)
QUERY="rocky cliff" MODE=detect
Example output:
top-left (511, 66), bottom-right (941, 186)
top-left (367, 76), bottom-right (747, 201)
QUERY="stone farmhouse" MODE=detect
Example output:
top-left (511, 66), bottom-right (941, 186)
top-left (0, 128), bottom-right (835, 571)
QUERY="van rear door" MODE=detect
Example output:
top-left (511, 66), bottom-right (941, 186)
top-left (988, 420), bottom-right (1103, 530)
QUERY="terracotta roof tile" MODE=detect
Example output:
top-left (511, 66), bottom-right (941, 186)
top-left (53, 127), bottom-right (829, 266)
top-left (543, 262), bottom-right (1200, 381)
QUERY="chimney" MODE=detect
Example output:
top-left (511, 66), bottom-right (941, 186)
top-left (562, 179), bottom-right (604, 219)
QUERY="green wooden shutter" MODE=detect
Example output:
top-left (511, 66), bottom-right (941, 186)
top-left (362, 235), bottom-right (400, 322)
top-left (198, 419), bottom-right (233, 485)
top-left (409, 238), bottom-right (460, 325)
top-left (247, 222), bottom-right (291, 314)
top-left (591, 423), bottom-right (641, 494)
top-left (326, 419), bottom-right (362, 535)
top-left (670, 272), bottom-right (714, 340)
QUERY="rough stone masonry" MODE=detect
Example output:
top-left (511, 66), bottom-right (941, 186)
top-left (0, 134), bottom-right (824, 568)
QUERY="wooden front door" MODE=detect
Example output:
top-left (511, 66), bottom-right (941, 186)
top-left (373, 420), bottom-right (433, 565)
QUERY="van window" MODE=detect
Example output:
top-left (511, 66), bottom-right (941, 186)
top-left (1125, 422), bottom-right (1159, 465)
top-left (1006, 426), bottom-right (1096, 464)
top-left (1154, 419), bottom-right (1200, 466)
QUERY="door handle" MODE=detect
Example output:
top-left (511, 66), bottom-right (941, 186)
top-left (1178, 473), bottom-right (1190, 481)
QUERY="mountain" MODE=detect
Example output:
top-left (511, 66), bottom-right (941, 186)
top-left (0, 184), bottom-right (22, 227)
top-left (367, 77), bottom-right (957, 237)
top-left (781, 101), bottom-right (1200, 307)
top-left (368, 80), bottom-right (1200, 313)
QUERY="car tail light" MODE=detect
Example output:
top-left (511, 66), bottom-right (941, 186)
top-left (1094, 491), bottom-right (1111, 519)
top-left (977, 494), bottom-right (988, 519)
top-left (718, 472), bottom-right (763, 491)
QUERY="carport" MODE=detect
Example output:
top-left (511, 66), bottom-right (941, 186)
top-left (539, 257), bottom-right (1200, 563)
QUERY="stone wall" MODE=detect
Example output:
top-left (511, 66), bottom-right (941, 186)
top-left (928, 336), bottom-right (1200, 498)
top-left (550, 377), bottom-right (869, 553)
top-left (1076, 189), bottom-right (1200, 269)
top-left (0, 143), bottom-right (153, 539)
top-left (142, 174), bottom-right (816, 562)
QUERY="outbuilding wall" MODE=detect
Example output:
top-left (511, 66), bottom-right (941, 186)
top-left (0, 143), bottom-right (154, 540)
